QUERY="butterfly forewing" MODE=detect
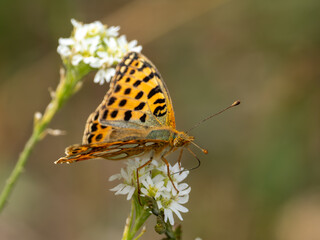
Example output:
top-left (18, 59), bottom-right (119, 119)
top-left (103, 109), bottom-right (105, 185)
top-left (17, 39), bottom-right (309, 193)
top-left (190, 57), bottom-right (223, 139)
top-left (82, 52), bottom-right (176, 145)
top-left (58, 52), bottom-right (178, 163)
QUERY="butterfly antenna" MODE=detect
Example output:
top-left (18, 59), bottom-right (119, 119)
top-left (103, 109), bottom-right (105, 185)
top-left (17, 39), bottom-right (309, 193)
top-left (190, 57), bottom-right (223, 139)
top-left (187, 100), bottom-right (240, 133)
top-left (190, 141), bottom-right (208, 154)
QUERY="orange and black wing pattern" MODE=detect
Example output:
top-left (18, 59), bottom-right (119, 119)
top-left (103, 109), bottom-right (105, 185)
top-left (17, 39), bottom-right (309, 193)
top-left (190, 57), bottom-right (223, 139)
top-left (82, 51), bottom-right (176, 145)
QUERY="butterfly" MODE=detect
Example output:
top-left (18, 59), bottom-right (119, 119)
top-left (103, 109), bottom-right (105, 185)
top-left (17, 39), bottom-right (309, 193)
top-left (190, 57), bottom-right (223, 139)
top-left (56, 51), bottom-right (208, 193)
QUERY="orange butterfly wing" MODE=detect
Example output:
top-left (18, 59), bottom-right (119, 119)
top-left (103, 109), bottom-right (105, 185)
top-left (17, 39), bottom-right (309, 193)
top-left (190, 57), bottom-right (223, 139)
top-left (56, 139), bottom-right (168, 163)
top-left (82, 51), bottom-right (176, 145)
top-left (56, 52), bottom-right (176, 164)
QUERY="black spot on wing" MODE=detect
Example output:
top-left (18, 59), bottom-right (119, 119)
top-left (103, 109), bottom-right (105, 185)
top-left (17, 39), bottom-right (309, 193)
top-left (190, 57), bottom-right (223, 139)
top-left (93, 112), bottom-right (99, 121)
top-left (114, 85), bottom-right (121, 93)
top-left (153, 104), bottom-right (167, 117)
top-left (88, 134), bottom-right (94, 144)
top-left (119, 99), bottom-right (127, 107)
top-left (108, 97), bottom-right (116, 106)
top-left (133, 80), bottom-right (142, 87)
top-left (102, 110), bottom-right (108, 119)
top-left (134, 102), bottom-right (145, 110)
top-left (137, 63), bottom-right (146, 71)
top-left (154, 98), bottom-right (166, 104)
top-left (148, 86), bottom-right (162, 99)
top-left (140, 114), bottom-right (146, 123)
top-left (111, 110), bottom-right (118, 118)
top-left (95, 134), bottom-right (103, 141)
top-left (124, 88), bottom-right (131, 95)
top-left (91, 123), bottom-right (98, 132)
top-left (143, 72), bottom-right (154, 82)
top-left (135, 91), bottom-right (143, 99)
top-left (124, 110), bottom-right (132, 121)
top-left (154, 72), bottom-right (161, 79)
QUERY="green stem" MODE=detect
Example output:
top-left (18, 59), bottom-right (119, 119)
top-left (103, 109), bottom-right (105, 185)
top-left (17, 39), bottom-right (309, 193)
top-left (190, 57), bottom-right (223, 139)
top-left (122, 196), bottom-right (151, 240)
top-left (0, 129), bottom-right (39, 212)
top-left (0, 64), bottom-right (90, 213)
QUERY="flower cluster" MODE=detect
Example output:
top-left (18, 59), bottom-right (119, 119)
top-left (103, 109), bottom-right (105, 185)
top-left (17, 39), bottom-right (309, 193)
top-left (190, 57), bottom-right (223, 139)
top-left (109, 158), bottom-right (191, 225)
top-left (57, 19), bottom-right (142, 85)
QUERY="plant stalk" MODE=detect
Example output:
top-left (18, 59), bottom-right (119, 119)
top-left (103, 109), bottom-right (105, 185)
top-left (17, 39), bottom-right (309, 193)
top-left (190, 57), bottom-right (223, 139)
top-left (0, 65), bottom-right (90, 213)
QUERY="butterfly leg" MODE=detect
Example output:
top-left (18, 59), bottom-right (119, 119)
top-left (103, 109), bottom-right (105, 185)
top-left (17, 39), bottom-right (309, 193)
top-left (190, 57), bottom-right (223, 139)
top-left (161, 157), bottom-right (179, 193)
top-left (136, 157), bottom-right (153, 204)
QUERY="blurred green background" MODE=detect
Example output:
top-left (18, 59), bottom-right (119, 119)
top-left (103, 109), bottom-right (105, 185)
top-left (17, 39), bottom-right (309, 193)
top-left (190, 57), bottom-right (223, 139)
top-left (0, 0), bottom-right (319, 239)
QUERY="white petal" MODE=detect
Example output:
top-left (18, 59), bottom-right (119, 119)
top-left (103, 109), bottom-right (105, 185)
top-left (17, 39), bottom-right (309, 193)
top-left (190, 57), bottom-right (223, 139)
top-left (171, 205), bottom-right (183, 221)
top-left (157, 200), bottom-right (163, 210)
top-left (128, 39), bottom-right (137, 48)
top-left (87, 36), bottom-right (100, 54)
top-left (109, 173), bottom-right (121, 181)
top-left (179, 186), bottom-right (191, 196)
top-left (127, 187), bottom-right (135, 200)
top-left (117, 35), bottom-right (127, 47)
top-left (155, 180), bottom-right (164, 189)
top-left (93, 69), bottom-right (105, 84)
top-left (146, 176), bottom-right (154, 186)
top-left (71, 54), bottom-right (83, 65)
top-left (140, 188), bottom-right (149, 196)
top-left (164, 208), bottom-right (174, 225)
top-left (105, 37), bottom-right (118, 50)
top-left (57, 45), bottom-right (71, 57)
top-left (171, 202), bottom-right (188, 213)
top-left (104, 68), bottom-right (116, 83)
top-left (110, 183), bottom-right (125, 192)
top-left (58, 38), bottom-right (75, 46)
top-left (89, 59), bottom-right (103, 68)
top-left (175, 171), bottom-right (189, 182)
top-left (177, 195), bottom-right (189, 204)
top-left (106, 26), bottom-right (120, 37)
top-left (74, 26), bottom-right (87, 41)
top-left (153, 174), bottom-right (164, 183)
top-left (130, 45), bottom-right (142, 53)
top-left (71, 19), bottom-right (82, 28)
top-left (87, 21), bottom-right (104, 35)
top-left (116, 185), bottom-right (132, 195)
top-left (141, 179), bottom-right (149, 188)
top-left (83, 56), bottom-right (98, 65)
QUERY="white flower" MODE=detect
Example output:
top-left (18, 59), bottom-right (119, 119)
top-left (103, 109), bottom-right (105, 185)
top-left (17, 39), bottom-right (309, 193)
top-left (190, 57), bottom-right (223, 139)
top-left (93, 68), bottom-right (116, 85)
top-left (106, 26), bottom-right (120, 37)
top-left (109, 159), bottom-right (191, 225)
top-left (110, 167), bottom-right (136, 200)
top-left (117, 35), bottom-right (142, 54)
top-left (57, 19), bottom-right (142, 84)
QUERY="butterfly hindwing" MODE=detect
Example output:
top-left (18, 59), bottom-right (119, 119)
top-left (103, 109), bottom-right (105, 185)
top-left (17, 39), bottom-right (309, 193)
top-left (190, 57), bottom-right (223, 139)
top-left (55, 139), bottom-right (168, 164)
top-left (82, 52), bottom-right (176, 145)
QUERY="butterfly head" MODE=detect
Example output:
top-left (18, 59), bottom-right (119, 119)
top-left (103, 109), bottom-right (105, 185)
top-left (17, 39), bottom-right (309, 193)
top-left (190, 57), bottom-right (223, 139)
top-left (173, 130), bottom-right (208, 156)
top-left (173, 131), bottom-right (194, 148)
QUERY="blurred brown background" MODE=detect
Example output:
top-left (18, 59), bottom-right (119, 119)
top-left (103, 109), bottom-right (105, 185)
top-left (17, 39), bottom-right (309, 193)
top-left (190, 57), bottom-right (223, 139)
top-left (0, 0), bottom-right (319, 239)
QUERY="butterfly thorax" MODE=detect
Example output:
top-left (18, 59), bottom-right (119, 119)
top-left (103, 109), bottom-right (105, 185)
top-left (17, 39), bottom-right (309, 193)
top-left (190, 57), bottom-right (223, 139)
top-left (144, 127), bottom-right (193, 148)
